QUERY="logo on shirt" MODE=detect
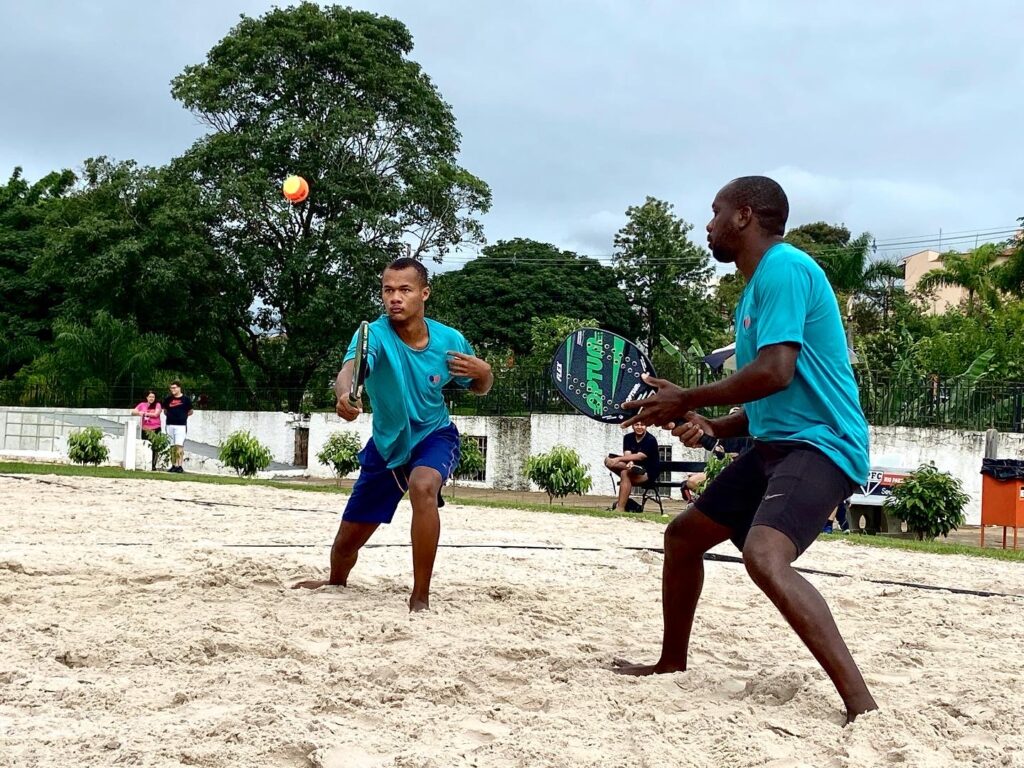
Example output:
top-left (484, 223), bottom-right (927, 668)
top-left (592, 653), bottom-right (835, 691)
top-left (743, 316), bottom-right (751, 330)
top-left (429, 374), bottom-right (441, 384)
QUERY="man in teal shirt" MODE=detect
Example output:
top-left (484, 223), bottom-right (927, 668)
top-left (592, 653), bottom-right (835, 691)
top-left (616, 177), bottom-right (877, 723)
top-left (294, 258), bottom-right (493, 611)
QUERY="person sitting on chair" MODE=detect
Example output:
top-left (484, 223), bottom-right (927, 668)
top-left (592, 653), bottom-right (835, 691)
top-left (605, 422), bottom-right (661, 512)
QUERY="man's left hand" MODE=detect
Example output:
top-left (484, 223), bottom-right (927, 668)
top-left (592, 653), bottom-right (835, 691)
top-left (447, 351), bottom-right (490, 380)
top-left (622, 374), bottom-right (694, 428)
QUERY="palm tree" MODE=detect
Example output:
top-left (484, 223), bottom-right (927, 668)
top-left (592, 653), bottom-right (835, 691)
top-left (915, 244), bottom-right (1002, 314)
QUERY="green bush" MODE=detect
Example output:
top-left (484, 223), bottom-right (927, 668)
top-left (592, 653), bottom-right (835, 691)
top-left (524, 445), bottom-right (592, 503)
top-left (218, 430), bottom-right (273, 477)
top-left (454, 435), bottom-right (486, 483)
top-left (67, 426), bottom-right (109, 466)
top-left (316, 431), bottom-right (362, 484)
top-left (883, 463), bottom-right (969, 540)
top-left (697, 451), bottom-right (732, 494)
top-left (144, 430), bottom-right (172, 470)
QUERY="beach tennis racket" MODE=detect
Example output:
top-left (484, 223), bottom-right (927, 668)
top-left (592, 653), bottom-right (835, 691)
top-left (348, 321), bottom-right (370, 407)
top-left (550, 328), bottom-right (657, 423)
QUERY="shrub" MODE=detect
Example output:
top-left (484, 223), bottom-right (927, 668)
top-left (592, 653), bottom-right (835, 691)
top-left (67, 426), bottom-right (109, 466)
top-left (218, 430), bottom-right (273, 477)
top-left (316, 431), bottom-right (362, 484)
top-left (454, 435), bottom-right (485, 483)
top-left (144, 430), bottom-right (172, 470)
top-left (883, 463), bottom-right (969, 540)
top-left (697, 451), bottom-right (732, 495)
top-left (524, 445), bottom-right (592, 503)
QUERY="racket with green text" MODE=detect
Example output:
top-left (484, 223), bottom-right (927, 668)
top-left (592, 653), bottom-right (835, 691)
top-left (348, 321), bottom-right (370, 407)
top-left (550, 328), bottom-right (658, 423)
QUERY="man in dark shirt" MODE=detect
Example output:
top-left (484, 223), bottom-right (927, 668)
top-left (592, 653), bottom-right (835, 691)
top-left (161, 380), bottom-right (193, 473)
top-left (604, 422), bottom-right (661, 512)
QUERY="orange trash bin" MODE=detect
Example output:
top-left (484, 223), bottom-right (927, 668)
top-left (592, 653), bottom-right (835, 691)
top-left (980, 460), bottom-right (1024, 549)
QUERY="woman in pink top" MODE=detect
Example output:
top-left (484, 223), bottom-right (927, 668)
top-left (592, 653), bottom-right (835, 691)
top-left (133, 391), bottom-right (162, 470)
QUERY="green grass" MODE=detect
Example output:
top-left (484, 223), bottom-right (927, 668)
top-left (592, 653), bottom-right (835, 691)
top-left (822, 531), bottom-right (1024, 562)
top-left (0, 461), bottom-right (348, 495)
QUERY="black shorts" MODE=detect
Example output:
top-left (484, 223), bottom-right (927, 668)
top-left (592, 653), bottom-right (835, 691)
top-left (695, 441), bottom-right (856, 557)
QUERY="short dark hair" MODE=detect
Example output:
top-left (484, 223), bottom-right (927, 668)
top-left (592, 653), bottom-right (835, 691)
top-left (169, 380), bottom-right (181, 388)
top-left (384, 257), bottom-right (428, 287)
top-left (722, 176), bottom-right (789, 236)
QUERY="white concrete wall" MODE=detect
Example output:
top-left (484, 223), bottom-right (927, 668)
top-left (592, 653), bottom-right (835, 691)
top-left (0, 407), bottom-right (132, 466)
top-left (5, 405), bottom-right (1021, 523)
top-left (186, 410), bottom-right (303, 465)
top-left (869, 426), bottom-right (1024, 525)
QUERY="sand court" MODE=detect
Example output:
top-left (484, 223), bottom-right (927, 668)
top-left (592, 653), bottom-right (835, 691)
top-left (2, 474), bottom-right (1023, 767)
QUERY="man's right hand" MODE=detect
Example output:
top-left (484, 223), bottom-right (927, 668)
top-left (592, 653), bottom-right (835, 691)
top-left (335, 397), bottom-right (362, 421)
top-left (671, 411), bottom-right (716, 448)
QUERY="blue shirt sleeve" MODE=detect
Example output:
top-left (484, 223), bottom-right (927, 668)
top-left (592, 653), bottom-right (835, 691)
top-left (753, 262), bottom-right (812, 350)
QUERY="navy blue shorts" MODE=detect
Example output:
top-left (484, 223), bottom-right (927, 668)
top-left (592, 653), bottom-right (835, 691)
top-left (342, 424), bottom-right (461, 525)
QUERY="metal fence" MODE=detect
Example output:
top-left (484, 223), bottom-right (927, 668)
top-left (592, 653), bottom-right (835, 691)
top-left (3, 375), bottom-right (1024, 432)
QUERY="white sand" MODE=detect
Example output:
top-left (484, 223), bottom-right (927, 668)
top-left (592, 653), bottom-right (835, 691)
top-left (1, 474), bottom-right (1023, 768)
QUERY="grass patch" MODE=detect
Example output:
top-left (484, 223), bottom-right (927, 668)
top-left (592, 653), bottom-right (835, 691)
top-left (0, 462), bottom-right (347, 495)
top-left (822, 531), bottom-right (1024, 563)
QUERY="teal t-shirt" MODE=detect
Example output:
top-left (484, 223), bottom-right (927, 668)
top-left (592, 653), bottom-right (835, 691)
top-left (734, 242), bottom-right (869, 484)
top-left (344, 316), bottom-right (475, 469)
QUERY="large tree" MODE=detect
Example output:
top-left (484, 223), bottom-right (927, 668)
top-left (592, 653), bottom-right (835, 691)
top-left (612, 196), bottom-right (717, 353)
top-left (430, 238), bottom-right (639, 361)
top-left (168, 3), bottom-right (490, 407)
top-left (0, 167), bottom-right (75, 378)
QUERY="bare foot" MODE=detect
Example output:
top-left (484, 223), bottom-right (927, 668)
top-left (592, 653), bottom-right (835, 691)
top-left (845, 701), bottom-right (879, 725)
top-left (291, 579), bottom-right (342, 590)
top-left (409, 596), bottom-right (430, 612)
top-left (612, 659), bottom-right (686, 676)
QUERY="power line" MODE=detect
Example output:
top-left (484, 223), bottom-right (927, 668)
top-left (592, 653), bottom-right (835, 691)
top-left (426, 224), bottom-right (1020, 270)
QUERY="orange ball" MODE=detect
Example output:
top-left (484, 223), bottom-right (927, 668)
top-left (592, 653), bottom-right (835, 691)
top-left (282, 175), bottom-right (309, 203)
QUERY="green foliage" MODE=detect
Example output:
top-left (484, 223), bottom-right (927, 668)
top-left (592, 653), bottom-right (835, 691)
top-left (697, 451), bottom-right (731, 495)
top-left (218, 430), bottom-right (273, 477)
top-left (613, 197), bottom-right (719, 354)
top-left (431, 239), bottom-right (638, 359)
top-left (521, 315), bottom-right (598, 373)
top-left (67, 427), bottom-right (109, 466)
top-left (455, 435), bottom-right (486, 481)
top-left (144, 430), bottom-right (172, 469)
top-left (168, 3), bottom-right (490, 408)
top-left (316, 431), bottom-right (362, 483)
top-left (883, 463), bottom-right (969, 540)
top-left (0, 167), bottom-right (76, 378)
top-left (45, 311), bottom-right (169, 394)
top-left (524, 445), bottom-right (593, 503)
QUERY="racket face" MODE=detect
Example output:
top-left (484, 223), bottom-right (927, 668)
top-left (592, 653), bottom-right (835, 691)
top-left (550, 328), bottom-right (656, 423)
top-left (348, 321), bottom-right (369, 405)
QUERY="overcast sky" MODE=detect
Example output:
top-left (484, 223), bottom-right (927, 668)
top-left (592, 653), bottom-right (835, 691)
top-left (2, 0), bottom-right (1021, 271)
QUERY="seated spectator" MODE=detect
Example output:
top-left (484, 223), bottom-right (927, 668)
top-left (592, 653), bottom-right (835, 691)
top-left (604, 422), bottom-right (661, 512)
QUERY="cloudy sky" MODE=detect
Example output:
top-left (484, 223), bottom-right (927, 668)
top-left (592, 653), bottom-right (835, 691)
top-left (2, 1), bottom-right (1021, 270)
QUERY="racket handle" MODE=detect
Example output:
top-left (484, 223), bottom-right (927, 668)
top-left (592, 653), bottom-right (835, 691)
top-left (698, 434), bottom-right (719, 452)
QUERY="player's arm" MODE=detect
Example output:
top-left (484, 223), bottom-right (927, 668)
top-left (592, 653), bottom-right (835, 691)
top-left (623, 344), bottom-right (798, 428)
top-left (334, 359), bottom-right (361, 420)
top-left (447, 352), bottom-right (493, 395)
